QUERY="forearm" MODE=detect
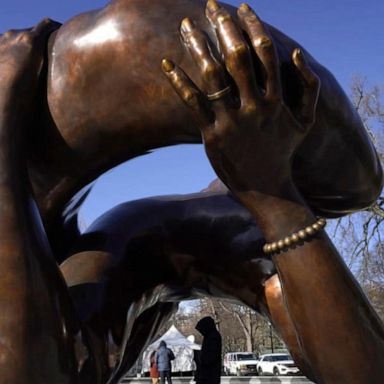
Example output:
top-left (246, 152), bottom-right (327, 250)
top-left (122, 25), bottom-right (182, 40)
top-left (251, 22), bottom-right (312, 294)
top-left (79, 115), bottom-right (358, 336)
top-left (0, 24), bottom-right (79, 381)
top-left (236, 185), bottom-right (384, 383)
top-left (0, 104), bottom-right (35, 266)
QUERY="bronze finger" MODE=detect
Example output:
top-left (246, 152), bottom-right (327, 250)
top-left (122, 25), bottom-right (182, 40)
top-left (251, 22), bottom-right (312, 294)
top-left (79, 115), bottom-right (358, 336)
top-left (205, 0), bottom-right (259, 106)
top-left (161, 58), bottom-right (211, 125)
top-left (292, 48), bottom-right (320, 129)
top-left (180, 17), bottom-right (228, 100)
top-left (238, 3), bottom-right (282, 102)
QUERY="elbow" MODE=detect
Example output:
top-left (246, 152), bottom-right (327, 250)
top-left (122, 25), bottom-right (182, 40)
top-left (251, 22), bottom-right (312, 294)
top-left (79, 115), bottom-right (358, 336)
top-left (307, 160), bottom-right (383, 218)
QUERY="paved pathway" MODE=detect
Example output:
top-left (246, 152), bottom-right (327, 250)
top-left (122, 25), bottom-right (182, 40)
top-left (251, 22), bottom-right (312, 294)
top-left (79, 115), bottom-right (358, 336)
top-left (120, 376), bottom-right (315, 383)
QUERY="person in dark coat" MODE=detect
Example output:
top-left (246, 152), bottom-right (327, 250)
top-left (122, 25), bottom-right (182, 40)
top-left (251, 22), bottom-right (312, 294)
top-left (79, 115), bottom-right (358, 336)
top-left (156, 340), bottom-right (175, 384)
top-left (195, 316), bottom-right (222, 384)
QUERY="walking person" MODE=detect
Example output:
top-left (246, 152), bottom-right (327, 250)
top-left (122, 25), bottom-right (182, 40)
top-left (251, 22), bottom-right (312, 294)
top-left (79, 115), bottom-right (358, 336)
top-left (195, 317), bottom-right (222, 384)
top-left (156, 340), bottom-right (175, 384)
top-left (149, 350), bottom-right (159, 384)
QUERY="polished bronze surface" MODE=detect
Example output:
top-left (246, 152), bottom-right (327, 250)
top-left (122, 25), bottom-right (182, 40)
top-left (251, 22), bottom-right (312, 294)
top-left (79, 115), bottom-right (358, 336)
top-left (0, 19), bottom-right (78, 384)
top-left (0, 0), bottom-right (383, 383)
top-left (29, 0), bottom-right (382, 232)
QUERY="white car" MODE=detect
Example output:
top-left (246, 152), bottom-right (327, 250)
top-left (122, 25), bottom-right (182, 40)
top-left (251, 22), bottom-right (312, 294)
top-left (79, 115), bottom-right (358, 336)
top-left (256, 353), bottom-right (300, 376)
top-left (223, 352), bottom-right (258, 376)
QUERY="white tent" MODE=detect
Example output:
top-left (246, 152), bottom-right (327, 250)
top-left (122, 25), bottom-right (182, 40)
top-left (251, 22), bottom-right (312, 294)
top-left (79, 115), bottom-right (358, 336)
top-left (142, 325), bottom-right (201, 373)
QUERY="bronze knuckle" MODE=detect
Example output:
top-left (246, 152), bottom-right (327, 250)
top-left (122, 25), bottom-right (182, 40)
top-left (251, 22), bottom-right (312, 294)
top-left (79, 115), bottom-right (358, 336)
top-left (244, 13), bottom-right (259, 23)
top-left (253, 36), bottom-right (273, 50)
top-left (241, 102), bottom-right (258, 116)
top-left (20, 33), bottom-right (33, 45)
top-left (169, 70), bottom-right (180, 83)
top-left (202, 62), bottom-right (220, 79)
top-left (171, 73), bottom-right (185, 90)
top-left (182, 27), bottom-right (199, 45)
top-left (190, 34), bottom-right (206, 51)
top-left (216, 12), bottom-right (232, 25)
top-left (227, 43), bottom-right (249, 61)
top-left (182, 89), bottom-right (197, 106)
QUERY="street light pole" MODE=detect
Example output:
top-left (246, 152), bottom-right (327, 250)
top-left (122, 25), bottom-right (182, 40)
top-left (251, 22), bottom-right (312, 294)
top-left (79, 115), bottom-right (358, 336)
top-left (269, 323), bottom-right (274, 353)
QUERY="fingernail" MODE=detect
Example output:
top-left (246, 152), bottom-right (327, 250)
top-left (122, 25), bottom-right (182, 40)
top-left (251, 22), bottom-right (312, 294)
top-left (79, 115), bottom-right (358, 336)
top-left (181, 18), bottom-right (194, 34)
top-left (161, 59), bottom-right (175, 72)
top-left (239, 3), bottom-right (251, 13)
top-left (297, 48), bottom-right (307, 63)
top-left (292, 48), bottom-right (300, 62)
top-left (206, 0), bottom-right (220, 13)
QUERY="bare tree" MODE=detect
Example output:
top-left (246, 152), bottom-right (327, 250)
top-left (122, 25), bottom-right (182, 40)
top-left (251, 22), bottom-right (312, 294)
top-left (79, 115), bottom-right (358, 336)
top-left (215, 300), bottom-right (258, 352)
top-left (329, 76), bottom-right (384, 318)
top-left (172, 298), bottom-right (284, 355)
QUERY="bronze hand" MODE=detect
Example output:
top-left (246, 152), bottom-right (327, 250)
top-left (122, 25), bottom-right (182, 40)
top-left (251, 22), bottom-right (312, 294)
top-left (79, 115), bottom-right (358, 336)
top-left (162, 1), bottom-right (320, 197)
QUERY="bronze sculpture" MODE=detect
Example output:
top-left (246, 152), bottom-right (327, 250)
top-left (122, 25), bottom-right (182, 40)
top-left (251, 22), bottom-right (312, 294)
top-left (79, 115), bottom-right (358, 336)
top-left (0, 0), bottom-right (383, 383)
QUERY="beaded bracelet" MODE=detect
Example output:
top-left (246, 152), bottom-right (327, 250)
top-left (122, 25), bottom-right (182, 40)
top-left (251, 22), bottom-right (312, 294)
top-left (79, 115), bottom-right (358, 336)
top-left (263, 218), bottom-right (326, 255)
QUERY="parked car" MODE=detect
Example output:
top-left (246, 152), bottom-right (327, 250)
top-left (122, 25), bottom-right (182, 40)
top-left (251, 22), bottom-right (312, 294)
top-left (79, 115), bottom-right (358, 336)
top-left (223, 352), bottom-right (258, 376)
top-left (256, 353), bottom-right (300, 376)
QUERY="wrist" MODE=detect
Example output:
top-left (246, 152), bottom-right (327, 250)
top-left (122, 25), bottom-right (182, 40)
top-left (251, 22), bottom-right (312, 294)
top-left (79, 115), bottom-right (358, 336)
top-left (231, 181), bottom-right (317, 242)
top-left (226, 166), bottom-right (293, 196)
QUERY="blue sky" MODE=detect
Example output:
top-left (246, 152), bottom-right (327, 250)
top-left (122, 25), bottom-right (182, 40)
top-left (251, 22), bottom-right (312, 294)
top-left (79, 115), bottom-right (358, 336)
top-left (1, 0), bottom-right (383, 227)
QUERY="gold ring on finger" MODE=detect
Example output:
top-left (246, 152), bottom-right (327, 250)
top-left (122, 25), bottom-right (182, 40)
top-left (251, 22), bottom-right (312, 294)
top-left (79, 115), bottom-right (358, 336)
top-left (207, 85), bottom-right (231, 101)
